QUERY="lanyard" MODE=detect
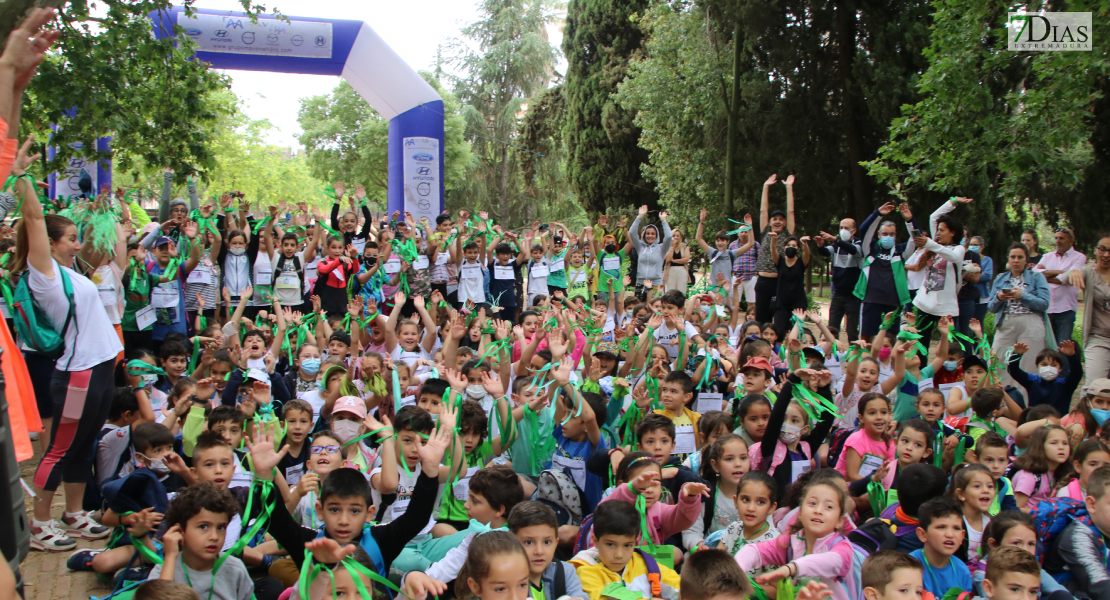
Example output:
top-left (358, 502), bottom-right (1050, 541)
top-left (181, 559), bottom-right (217, 600)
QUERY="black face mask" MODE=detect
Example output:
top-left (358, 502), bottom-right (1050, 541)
top-left (784, 247), bottom-right (799, 258)
top-left (363, 256), bottom-right (377, 266)
top-left (605, 244), bottom-right (617, 253)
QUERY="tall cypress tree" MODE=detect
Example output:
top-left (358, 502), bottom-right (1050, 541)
top-left (563, 0), bottom-right (657, 215)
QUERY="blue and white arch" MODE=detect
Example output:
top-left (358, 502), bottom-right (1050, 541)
top-left (146, 6), bottom-right (444, 219)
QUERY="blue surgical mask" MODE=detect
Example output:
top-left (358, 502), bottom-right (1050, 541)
top-left (943, 360), bottom-right (959, 372)
top-left (301, 358), bottom-right (321, 375)
top-left (1091, 405), bottom-right (1110, 426)
top-left (968, 245), bottom-right (980, 254)
top-left (317, 379), bottom-right (326, 392)
top-left (880, 235), bottom-right (895, 249)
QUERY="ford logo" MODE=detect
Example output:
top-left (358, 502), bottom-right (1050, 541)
top-left (413, 153), bottom-right (434, 162)
top-left (183, 28), bottom-right (203, 37)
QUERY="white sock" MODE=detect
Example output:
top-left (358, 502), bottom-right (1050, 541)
top-left (32, 518), bottom-right (52, 528)
top-left (64, 511), bottom-right (83, 520)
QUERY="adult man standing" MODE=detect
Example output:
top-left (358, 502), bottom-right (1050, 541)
top-left (816, 218), bottom-right (863, 340)
top-left (1036, 227), bottom-right (1088, 346)
top-left (854, 202), bottom-right (922, 341)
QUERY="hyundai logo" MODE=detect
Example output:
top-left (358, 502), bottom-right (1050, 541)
top-left (413, 153), bottom-right (434, 162)
top-left (215, 30), bottom-right (229, 37)
top-left (417, 167), bottom-right (431, 175)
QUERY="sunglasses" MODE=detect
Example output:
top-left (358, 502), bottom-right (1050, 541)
top-left (309, 445), bottom-right (341, 454)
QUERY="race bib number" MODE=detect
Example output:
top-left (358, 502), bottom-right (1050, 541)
top-left (152, 283), bottom-right (178, 308)
top-left (791, 458), bottom-right (812, 483)
top-left (674, 425), bottom-right (696, 455)
top-left (453, 466), bottom-right (480, 501)
top-left (187, 266), bottom-right (212, 285)
top-left (603, 256), bottom-right (621, 272)
top-left (858, 454), bottom-right (886, 480)
top-left (414, 255), bottom-right (430, 270)
top-left (696, 392), bottom-right (724, 415)
top-left (531, 264), bottom-right (549, 278)
top-left (384, 259), bottom-right (402, 274)
top-left (255, 270), bottom-right (273, 286)
top-left (275, 273), bottom-right (300, 289)
top-left (495, 265), bottom-right (514, 280)
top-left (352, 238), bottom-right (366, 254)
top-left (285, 463), bottom-right (305, 487)
top-left (461, 262), bottom-right (482, 279)
top-left (98, 287), bottom-right (118, 306)
top-left (550, 257), bottom-right (565, 272)
top-left (135, 304), bottom-right (156, 330)
top-left (436, 252), bottom-right (450, 266)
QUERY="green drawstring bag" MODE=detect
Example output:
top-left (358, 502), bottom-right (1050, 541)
top-left (182, 404), bottom-right (207, 457)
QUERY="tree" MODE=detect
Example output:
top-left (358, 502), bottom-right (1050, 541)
top-left (562, 0), bottom-right (657, 215)
top-left (865, 0), bottom-right (1110, 251)
top-left (448, 0), bottom-right (559, 222)
top-left (518, 85), bottom-right (589, 229)
top-left (297, 74), bottom-right (472, 207)
top-left (12, 0), bottom-right (272, 184)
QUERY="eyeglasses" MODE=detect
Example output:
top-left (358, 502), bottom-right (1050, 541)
top-left (309, 445), bottom-right (340, 454)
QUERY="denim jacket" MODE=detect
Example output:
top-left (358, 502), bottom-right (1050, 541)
top-left (987, 268), bottom-right (1051, 327)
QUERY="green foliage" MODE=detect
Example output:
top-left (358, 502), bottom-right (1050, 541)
top-left (518, 85), bottom-right (590, 229)
top-left (865, 0), bottom-right (1110, 253)
top-left (18, 0), bottom-right (271, 184)
top-left (562, 0), bottom-right (657, 215)
top-left (296, 75), bottom-right (472, 208)
top-left (447, 0), bottom-right (561, 224)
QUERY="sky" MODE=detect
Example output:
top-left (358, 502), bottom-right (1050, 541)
top-left (193, 0), bottom-right (564, 149)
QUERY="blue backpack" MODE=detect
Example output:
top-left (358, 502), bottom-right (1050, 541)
top-left (1031, 497), bottom-right (1106, 568)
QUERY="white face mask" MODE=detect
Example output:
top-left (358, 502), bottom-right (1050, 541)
top-left (840, 229), bottom-right (853, 242)
top-left (466, 384), bottom-right (487, 399)
top-left (331, 420), bottom-right (362, 445)
top-left (137, 452), bottom-right (170, 475)
top-left (780, 423), bottom-right (803, 445)
top-left (1038, 366), bottom-right (1059, 381)
top-left (141, 374), bottom-right (159, 388)
top-left (228, 247), bottom-right (246, 256)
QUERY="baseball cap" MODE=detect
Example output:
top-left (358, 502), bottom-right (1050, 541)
top-left (329, 330), bottom-right (351, 346)
top-left (740, 357), bottom-right (774, 377)
top-left (962, 354), bottom-right (989, 373)
top-left (593, 341), bottom-right (623, 361)
top-left (332, 395), bottom-right (367, 420)
top-left (153, 235), bottom-right (175, 248)
top-left (802, 346), bottom-right (825, 360)
top-left (1087, 378), bottom-right (1110, 398)
top-left (769, 209), bottom-right (787, 219)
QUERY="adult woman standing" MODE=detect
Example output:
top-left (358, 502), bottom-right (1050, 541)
top-left (664, 229), bottom-right (690, 293)
top-left (969, 235), bottom-right (994, 328)
top-left (629, 204), bottom-right (671, 297)
top-left (1055, 233), bottom-right (1110, 384)
top-left (989, 243), bottom-right (1053, 379)
top-left (1022, 229), bottom-right (1044, 268)
top-left (10, 140), bottom-right (122, 551)
top-left (769, 233), bottom-right (811, 338)
top-left (911, 197), bottom-right (969, 346)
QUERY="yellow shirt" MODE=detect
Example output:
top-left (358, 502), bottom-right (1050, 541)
top-left (572, 552), bottom-right (681, 600)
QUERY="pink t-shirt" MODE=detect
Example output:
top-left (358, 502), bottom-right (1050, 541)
top-left (1061, 412), bottom-right (1100, 437)
top-left (835, 430), bottom-right (896, 488)
top-left (1012, 470), bottom-right (1054, 511)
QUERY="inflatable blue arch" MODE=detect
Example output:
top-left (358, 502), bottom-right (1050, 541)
top-left (49, 7), bottom-right (445, 220)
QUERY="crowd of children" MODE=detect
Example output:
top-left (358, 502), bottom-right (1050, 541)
top-left (2, 15), bottom-right (1109, 600)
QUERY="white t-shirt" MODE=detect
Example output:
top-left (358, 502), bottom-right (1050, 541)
top-left (653, 320), bottom-right (700, 361)
top-left (300, 389), bottom-right (326, 426)
top-left (458, 259), bottom-right (485, 305)
top-left (93, 264), bottom-right (123, 325)
top-left (252, 253), bottom-right (273, 307)
top-left (28, 260), bottom-right (123, 370)
top-left (390, 345), bottom-right (433, 378)
top-left (368, 456), bottom-right (443, 535)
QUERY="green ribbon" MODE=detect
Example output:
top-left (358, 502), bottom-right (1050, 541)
top-left (634, 494), bottom-right (657, 553)
top-left (252, 216), bottom-right (273, 234)
top-left (868, 479), bottom-right (888, 518)
top-left (724, 219), bottom-right (753, 237)
top-left (897, 330), bottom-right (928, 357)
top-left (126, 360), bottom-right (166, 377)
top-left (790, 380), bottom-right (843, 424)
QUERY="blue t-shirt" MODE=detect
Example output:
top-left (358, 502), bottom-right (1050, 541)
top-left (549, 425), bottom-right (608, 511)
top-left (910, 549), bottom-right (972, 597)
top-left (147, 261), bottom-right (187, 340)
top-left (487, 259), bottom-right (520, 307)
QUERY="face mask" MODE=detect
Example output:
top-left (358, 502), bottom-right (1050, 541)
top-left (141, 374), bottom-right (159, 388)
top-left (1038, 366), bottom-right (1059, 381)
top-left (879, 347), bottom-right (892, 361)
top-left (840, 229), bottom-right (852, 242)
top-left (228, 247), bottom-right (246, 256)
top-left (879, 236), bottom-right (895, 249)
top-left (317, 379), bottom-right (327, 392)
top-left (784, 247), bottom-right (798, 259)
top-left (605, 244), bottom-right (617, 254)
top-left (300, 358), bottom-right (321, 375)
top-left (968, 245), bottom-right (980, 254)
top-left (1090, 404), bottom-right (1110, 426)
top-left (363, 256), bottom-right (377, 266)
top-left (780, 423), bottom-right (803, 445)
top-left (138, 453), bottom-right (170, 476)
top-left (466, 384), bottom-right (486, 399)
top-left (943, 360), bottom-right (959, 372)
top-left (331, 420), bottom-right (361, 445)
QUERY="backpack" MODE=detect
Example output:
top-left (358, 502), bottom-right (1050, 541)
top-left (573, 513), bottom-right (595, 554)
top-left (843, 518), bottom-right (902, 600)
top-left (551, 561), bottom-right (567, 599)
top-left (274, 253), bottom-right (305, 299)
top-left (784, 533), bottom-right (857, 599)
top-left (825, 426), bottom-right (856, 469)
top-left (11, 267), bottom-right (76, 363)
top-left (537, 469), bottom-right (584, 526)
top-left (1030, 496), bottom-right (1105, 567)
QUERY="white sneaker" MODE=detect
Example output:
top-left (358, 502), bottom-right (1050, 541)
top-left (30, 520), bottom-right (77, 551)
top-left (62, 511), bottom-right (111, 540)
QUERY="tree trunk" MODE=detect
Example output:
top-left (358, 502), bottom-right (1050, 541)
top-left (723, 19), bottom-right (741, 214)
top-left (498, 143), bottom-right (510, 222)
top-left (835, 0), bottom-right (870, 219)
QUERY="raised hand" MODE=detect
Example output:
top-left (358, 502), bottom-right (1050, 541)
top-left (162, 524), bottom-right (184, 558)
top-left (295, 472), bottom-right (320, 497)
top-left (305, 537), bottom-right (357, 565)
top-left (402, 572), bottom-right (448, 600)
top-left (878, 202), bottom-right (896, 216)
top-left (1059, 340), bottom-right (1076, 356)
top-left (417, 423), bottom-right (453, 471)
top-left (1013, 342), bottom-right (1029, 355)
top-left (764, 174), bottom-right (777, 186)
top-left (480, 371), bottom-right (505, 397)
top-left (783, 174), bottom-right (795, 186)
top-left (244, 420), bottom-right (290, 477)
top-left (680, 482), bottom-right (711, 499)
